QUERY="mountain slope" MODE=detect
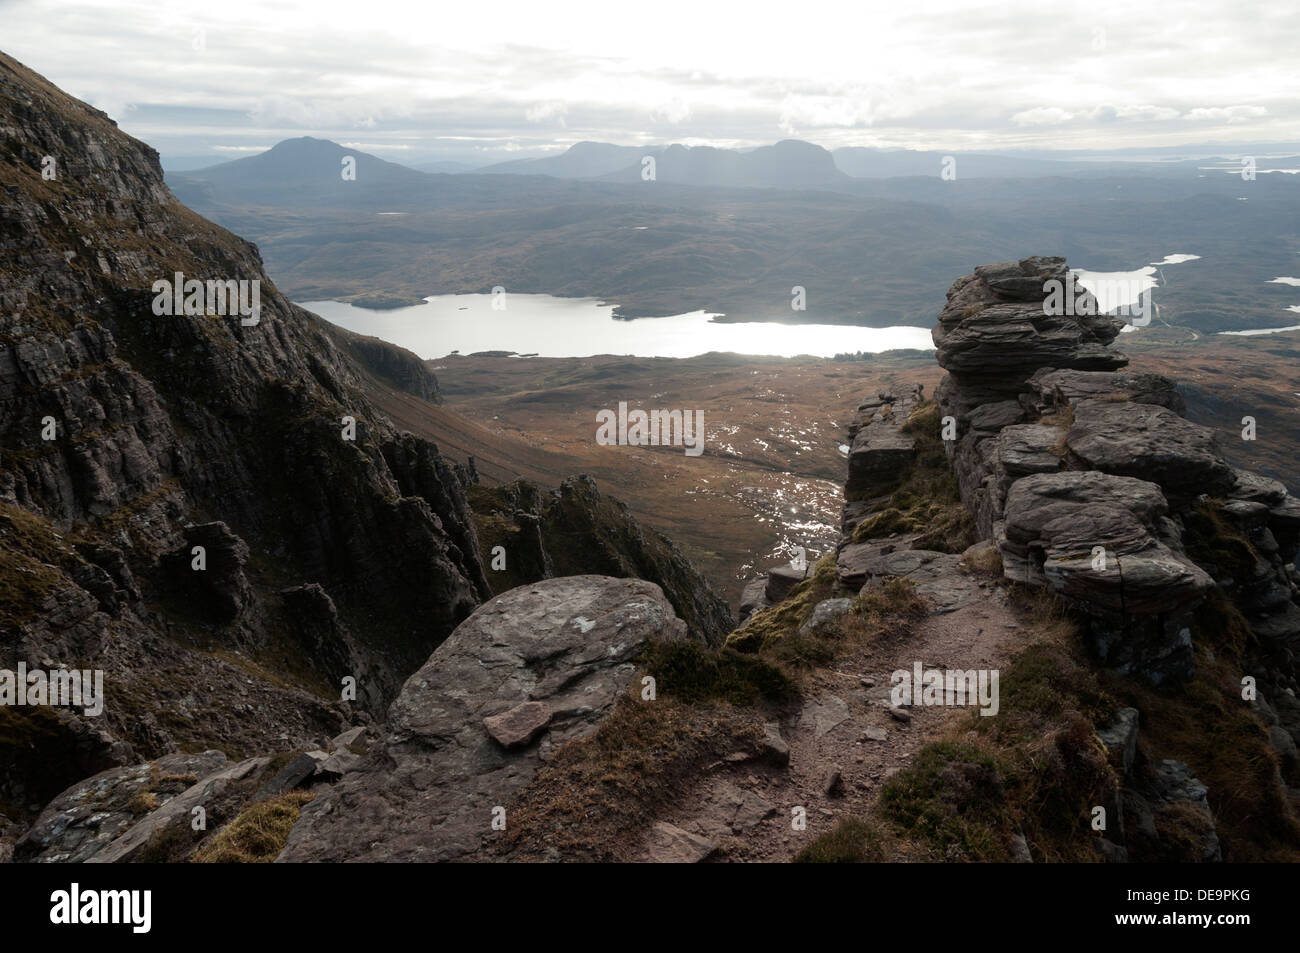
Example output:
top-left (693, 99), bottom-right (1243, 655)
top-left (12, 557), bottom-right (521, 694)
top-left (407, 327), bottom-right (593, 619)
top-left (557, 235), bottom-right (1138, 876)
top-left (0, 51), bottom-right (489, 813)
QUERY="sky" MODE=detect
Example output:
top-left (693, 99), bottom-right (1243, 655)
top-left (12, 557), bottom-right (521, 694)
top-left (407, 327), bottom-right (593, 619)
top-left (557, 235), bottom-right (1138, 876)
top-left (4, 0), bottom-right (1297, 167)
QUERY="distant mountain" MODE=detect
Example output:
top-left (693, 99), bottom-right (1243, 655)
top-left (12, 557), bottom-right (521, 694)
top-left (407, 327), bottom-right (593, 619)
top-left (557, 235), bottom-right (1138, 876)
top-left (476, 142), bottom-right (652, 178)
top-left (599, 139), bottom-right (851, 190)
top-left (479, 139), bottom-right (851, 191)
top-left (170, 137), bottom-right (428, 205)
top-left (166, 136), bottom-right (654, 218)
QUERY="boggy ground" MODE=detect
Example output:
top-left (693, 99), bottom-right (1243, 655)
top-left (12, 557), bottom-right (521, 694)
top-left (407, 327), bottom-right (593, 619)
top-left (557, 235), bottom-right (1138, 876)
top-left (422, 351), bottom-right (944, 604)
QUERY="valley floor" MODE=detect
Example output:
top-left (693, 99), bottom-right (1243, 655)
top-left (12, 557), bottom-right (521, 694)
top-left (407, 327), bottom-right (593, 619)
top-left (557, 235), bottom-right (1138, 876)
top-left (370, 331), bottom-right (1300, 610)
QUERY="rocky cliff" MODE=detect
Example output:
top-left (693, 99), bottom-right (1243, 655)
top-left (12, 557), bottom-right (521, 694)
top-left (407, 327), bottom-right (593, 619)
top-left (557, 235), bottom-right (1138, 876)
top-left (0, 50), bottom-right (498, 825)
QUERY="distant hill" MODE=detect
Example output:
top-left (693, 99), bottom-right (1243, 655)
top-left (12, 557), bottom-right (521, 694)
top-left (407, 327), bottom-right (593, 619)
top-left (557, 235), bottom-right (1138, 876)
top-left (476, 142), bottom-right (652, 179)
top-left (169, 136), bottom-right (428, 206)
top-left (598, 139), bottom-right (851, 190)
top-left (477, 139), bottom-right (851, 190)
top-left (164, 136), bottom-right (1300, 333)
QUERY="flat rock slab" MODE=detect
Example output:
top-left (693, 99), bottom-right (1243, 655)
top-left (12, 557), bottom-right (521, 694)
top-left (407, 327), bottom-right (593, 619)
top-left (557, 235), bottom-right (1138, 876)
top-left (697, 782), bottom-right (777, 834)
top-left (840, 547), bottom-right (983, 614)
top-left (1027, 368), bottom-right (1185, 414)
top-left (87, 756), bottom-right (270, 864)
top-left (278, 576), bottom-right (695, 863)
top-left (798, 693), bottom-right (850, 739)
top-left (643, 822), bottom-right (717, 863)
top-left (483, 701), bottom-right (552, 748)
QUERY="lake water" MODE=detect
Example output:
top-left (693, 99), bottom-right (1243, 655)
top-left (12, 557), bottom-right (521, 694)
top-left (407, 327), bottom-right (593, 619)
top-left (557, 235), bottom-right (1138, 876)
top-left (1073, 254), bottom-right (1201, 312)
top-left (299, 294), bottom-right (936, 359)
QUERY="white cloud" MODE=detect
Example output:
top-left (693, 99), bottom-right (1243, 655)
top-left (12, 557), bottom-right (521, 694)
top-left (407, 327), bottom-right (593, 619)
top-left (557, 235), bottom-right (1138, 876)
top-left (1089, 104), bottom-right (1181, 122)
top-left (649, 97), bottom-right (691, 124)
top-left (524, 101), bottom-right (568, 126)
top-left (3, 0), bottom-right (1296, 156)
top-left (1011, 107), bottom-right (1075, 127)
top-left (1184, 105), bottom-right (1268, 123)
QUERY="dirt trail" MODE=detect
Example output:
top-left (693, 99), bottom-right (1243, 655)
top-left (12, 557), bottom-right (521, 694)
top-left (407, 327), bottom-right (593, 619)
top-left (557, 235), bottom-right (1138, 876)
top-left (657, 581), bottom-right (1028, 861)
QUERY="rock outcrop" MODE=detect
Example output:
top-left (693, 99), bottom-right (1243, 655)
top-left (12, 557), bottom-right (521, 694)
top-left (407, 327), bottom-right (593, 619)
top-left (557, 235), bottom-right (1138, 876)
top-left (277, 575), bottom-right (697, 862)
top-left (827, 258), bottom-right (1300, 843)
top-left (926, 258), bottom-right (1300, 688)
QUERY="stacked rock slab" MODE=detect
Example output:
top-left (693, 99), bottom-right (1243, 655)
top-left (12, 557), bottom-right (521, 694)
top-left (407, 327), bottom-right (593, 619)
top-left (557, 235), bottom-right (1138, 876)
top-left (932, 257), bottom-right (1300, 689)
top-left (829, 385), bottom-right (987, 615)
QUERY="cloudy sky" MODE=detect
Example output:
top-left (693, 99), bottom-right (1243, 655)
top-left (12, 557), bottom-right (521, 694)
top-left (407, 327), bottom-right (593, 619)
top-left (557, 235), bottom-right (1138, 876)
top-left (5, 0), bottom-right (1297, 166)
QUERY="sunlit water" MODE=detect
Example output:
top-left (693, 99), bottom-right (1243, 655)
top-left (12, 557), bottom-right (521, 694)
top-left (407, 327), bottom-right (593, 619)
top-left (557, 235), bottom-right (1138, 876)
top-left (298, 294), bottom-right (935, 359)
top-left (1073, 254), bottom-right (1201, 313)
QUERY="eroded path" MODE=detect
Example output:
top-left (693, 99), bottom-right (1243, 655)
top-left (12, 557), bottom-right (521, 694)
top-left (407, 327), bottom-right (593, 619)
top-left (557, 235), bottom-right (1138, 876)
top-left (651, 576), bottom-right (1026, 861)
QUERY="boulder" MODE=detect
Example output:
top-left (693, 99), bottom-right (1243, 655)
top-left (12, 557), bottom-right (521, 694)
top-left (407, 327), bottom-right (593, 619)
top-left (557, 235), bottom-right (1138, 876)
top-left (846, 415), bottom-right (916, 499)
top-left (798, 598), bottom-right (855, 637)
top-left (277, 575), bottom-right (697, 862)
top-left (738, 576), bottom-right (771, 624)
top-left (259, 750), bottom-right (330, 797)
top-left (483, 702), bottom-right (552, 748)
top-left (765, 564), bottom-right (810, 603)
top-left (999, 472), bottom-right (1212, 612)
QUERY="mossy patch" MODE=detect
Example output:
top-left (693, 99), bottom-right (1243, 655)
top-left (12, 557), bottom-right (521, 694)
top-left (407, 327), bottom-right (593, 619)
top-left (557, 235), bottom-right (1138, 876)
top-left (793, 816), bottom-right (892, 863)
top-left (724, 553), bottom-right (836, 653)
top-left (642, 641), bottom-right (795, 705)
top-left (1182, 500), bottom-right (1259, 584)
top-left (879, 741), bottom-right (1013, 861)
top-left (191, 791), bottom-right (316, 863)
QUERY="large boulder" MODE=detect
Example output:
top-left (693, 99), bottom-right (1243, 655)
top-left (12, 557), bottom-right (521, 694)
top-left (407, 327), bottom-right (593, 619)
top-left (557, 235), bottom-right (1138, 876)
top-left (998, 472), bottom-right (1212, 681)
top-left (999, 471), bottom-right (1211, 614)
top-left (277, 575), bottom-right (698, 862)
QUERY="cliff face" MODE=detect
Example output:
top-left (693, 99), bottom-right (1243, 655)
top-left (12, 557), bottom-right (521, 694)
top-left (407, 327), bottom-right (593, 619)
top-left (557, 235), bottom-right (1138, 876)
top-left (0, 52), bottom-right (486, 812)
